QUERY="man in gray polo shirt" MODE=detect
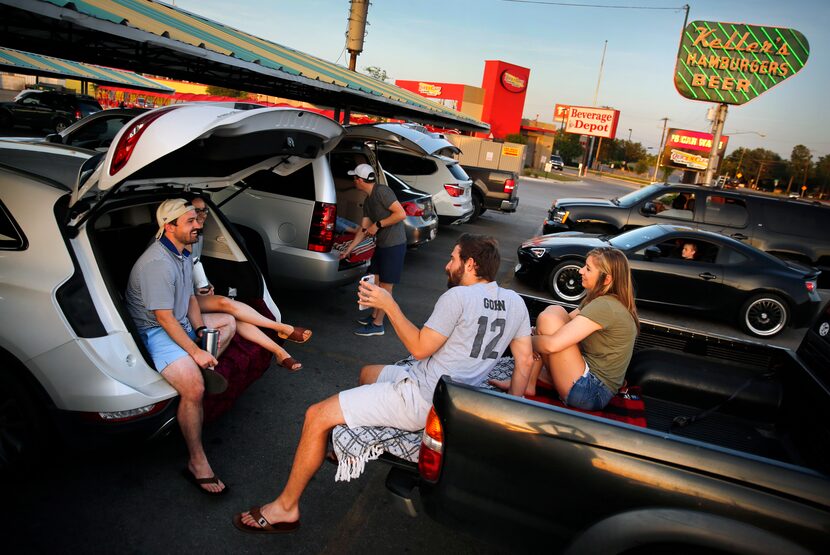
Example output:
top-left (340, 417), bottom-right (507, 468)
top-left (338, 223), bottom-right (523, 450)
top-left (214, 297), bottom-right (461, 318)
top-left (125, 198), bottom-right (236, 495)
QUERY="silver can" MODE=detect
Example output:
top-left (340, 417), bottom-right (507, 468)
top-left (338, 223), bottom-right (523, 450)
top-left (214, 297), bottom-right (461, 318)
top-left (201, 328), bottom-right (220, 358)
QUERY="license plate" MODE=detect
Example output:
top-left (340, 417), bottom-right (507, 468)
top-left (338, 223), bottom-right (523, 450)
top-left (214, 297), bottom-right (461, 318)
top-left (430, 228), bottom-right (437, 240)
top-left (514, 262), bottom-right (521, 273)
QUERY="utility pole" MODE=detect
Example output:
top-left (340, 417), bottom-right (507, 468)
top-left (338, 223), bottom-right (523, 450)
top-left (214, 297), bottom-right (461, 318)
top-left (345, 0), bottom-right (370, 72)
top-left (582, 40), bottom-right (607, 177)
top-left (653, 117), bottom-right (669, 182)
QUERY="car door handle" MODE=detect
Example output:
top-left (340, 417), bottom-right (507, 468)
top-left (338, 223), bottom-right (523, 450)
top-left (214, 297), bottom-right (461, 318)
top-left (731, 233), bottom-right (749, 240)
top-left (699, 272), bottom-right (717, 281)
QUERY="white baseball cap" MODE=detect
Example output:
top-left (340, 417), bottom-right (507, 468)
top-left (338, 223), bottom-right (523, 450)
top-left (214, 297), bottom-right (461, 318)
top-left (347, 163), bottom-right (376, 182)
top-left (155, 198), bottom-right (195, 239)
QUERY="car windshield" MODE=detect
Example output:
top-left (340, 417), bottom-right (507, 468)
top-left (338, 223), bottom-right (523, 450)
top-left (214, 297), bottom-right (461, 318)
top-left (608, 226), bottom-right (665, 250)
top-left (615, 183), bottom-right (664, 207)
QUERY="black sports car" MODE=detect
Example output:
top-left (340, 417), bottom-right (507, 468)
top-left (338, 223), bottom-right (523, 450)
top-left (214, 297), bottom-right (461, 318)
top-left (514, 224), bottom-right (821, 337)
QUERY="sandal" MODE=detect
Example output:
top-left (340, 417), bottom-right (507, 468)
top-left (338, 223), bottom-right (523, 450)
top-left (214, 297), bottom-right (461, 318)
top-left (278, 356), bottom-right (302, 372)
top-left (280, 326), bottom-right (312, 344)
top-left (232, 506), bottom-right (300, 534)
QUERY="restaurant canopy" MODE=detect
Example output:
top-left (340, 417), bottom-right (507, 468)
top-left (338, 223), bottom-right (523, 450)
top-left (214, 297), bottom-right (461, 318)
top-left (0, 46), bottom-right (174, 93)
top-left (0, 0), bottom-right (489, 132)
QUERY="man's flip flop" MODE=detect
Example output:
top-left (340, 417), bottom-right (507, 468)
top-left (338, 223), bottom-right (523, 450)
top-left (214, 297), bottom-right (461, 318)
top-left (181, 468), bottom-right (228, 496)
top-left (201, 367), bottom-right (228, 394)
top-left (282, 327), bottom-right (312, 344)
top-left (278, 357), bottom-right (302, 372)
top-left (232, 506), bottom-right (300, 534)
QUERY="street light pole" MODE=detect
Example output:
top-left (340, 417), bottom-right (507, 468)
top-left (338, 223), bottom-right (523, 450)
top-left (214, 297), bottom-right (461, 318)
top-left (653, 117), bottom-right (669, 182)
top-left (628, 128), bottom-right (632, 142)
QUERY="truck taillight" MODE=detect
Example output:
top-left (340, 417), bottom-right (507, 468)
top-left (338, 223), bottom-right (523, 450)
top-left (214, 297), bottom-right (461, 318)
top-left (443, 184), bottom-right (464, 197)
top-left (503, 178), bottom-right (515, 193)
top-left (110, 106), bottom-right (180, 176)
top-left (418, 407), bottom-right (444, 483)
top-left (402, 201), bottom-right (424, 217)
top-left (308, 201), bottom-right (336, 252)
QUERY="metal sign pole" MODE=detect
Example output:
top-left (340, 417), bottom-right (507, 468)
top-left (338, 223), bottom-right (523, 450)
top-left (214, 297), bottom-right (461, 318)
top-left (703, 103), bottom-right (728, 186)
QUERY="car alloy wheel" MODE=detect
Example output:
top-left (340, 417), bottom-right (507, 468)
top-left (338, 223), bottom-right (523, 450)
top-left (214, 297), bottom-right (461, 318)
top-left (548, 261), bottom-right (586, 303)
top-left (741, 294), bottom-right (788, 337)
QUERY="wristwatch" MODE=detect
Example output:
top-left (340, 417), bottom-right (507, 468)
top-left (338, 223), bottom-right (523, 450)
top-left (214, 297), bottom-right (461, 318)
top-left (376, 220), bottom-right (383, 229)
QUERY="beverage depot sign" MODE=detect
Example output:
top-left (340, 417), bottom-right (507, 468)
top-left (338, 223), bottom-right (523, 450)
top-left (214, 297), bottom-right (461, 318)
top-left (662, 128), bottom-right (730, 172)
top-left (500, 70), bottom-right (528, 93)
top-left (564, 106), bottom-right (620, 139)
top-left (675, 21), bottom-right (809, 105)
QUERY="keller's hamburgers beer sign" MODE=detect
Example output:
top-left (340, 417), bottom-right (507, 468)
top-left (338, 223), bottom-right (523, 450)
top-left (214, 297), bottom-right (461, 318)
top-left (564, 106), bottom-right (620, 139)
top-left (675, 21), bottom-right (809, 105)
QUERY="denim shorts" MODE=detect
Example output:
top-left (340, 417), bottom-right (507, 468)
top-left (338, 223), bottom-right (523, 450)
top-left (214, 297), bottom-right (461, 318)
top-left (139, 325), bottom-right (197, 372)
top-left (565, 369), bottom-right (615, 411)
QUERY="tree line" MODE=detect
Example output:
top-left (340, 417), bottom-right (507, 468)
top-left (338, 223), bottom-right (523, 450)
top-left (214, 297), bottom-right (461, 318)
top-left (554, 129), bottom-right (829, 198)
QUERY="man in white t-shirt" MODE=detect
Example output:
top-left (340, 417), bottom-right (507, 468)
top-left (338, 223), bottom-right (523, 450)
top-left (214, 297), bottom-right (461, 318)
top-left (233, 234), bottom-right (534, 534)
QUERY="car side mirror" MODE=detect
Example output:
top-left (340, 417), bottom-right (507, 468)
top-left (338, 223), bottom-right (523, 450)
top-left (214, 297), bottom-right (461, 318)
top-left (45, 133), bottom-right (63, 144)
top-left (642, 201), bottom-right (657, 215)
top-left (644, 246), bottom-right (661, 260)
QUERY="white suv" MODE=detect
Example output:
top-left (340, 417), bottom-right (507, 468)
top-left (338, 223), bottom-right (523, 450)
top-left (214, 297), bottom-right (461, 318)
top-left (0, 105), bottom-right (342, 470)
top-left (346, 123), bottom-right (474, 225)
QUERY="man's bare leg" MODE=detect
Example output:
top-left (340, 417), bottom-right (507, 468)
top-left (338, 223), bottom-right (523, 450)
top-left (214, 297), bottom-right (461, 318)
top-left (162, 356), bottom-right (224, 494)
top-left (239, 394), bottom-right (345, 527)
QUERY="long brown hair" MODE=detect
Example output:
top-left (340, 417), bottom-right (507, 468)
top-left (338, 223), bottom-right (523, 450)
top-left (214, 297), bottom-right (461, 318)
top-left (581, 247), bottom-right (639, 331)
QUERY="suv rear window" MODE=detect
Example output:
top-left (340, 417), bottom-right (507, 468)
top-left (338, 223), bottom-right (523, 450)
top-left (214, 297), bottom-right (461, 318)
top-left (703, 195), bottom-right (748, 227)
top-left (762, 201), bottom-right (828, 238)
top-left (378, 150), bottom-right (437, 176)
top-left (0, 200), bottom-right (27, 250)
top-left (447, 162), bottom-right (469, 181)
top-left (243, 164), bottom-right (315, 201)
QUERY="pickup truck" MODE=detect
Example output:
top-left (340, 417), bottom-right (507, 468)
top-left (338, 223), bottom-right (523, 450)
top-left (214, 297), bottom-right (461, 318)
top-left (463, 165), bottom-right (519, 222)
top-left (386, 294), bottom-right (830, 553)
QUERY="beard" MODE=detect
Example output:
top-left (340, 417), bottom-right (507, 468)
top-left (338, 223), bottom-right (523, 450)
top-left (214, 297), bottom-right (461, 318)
top-left (446, 265), bottom-right (464, 289)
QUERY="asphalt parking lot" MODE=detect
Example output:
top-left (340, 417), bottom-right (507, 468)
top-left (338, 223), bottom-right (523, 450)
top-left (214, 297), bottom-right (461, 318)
top-left (3, 175), bottom-right (823, 553)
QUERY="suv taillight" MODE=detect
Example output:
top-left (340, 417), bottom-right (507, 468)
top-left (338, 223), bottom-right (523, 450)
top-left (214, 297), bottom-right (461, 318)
top-left (110, 106), bottom-right (181, 176)
top-left (503, 178), bottom-right (515, 193)
top-left (806, 280), bottom-right (817, 293)
top-left (402, 201), bottom-right (424, 217)
top-left (308, 201), bottom-right (336, 252)
top-left (418, 407), bottom-right (444, 483)
top-left (443, 184), bottom-right (464, 197)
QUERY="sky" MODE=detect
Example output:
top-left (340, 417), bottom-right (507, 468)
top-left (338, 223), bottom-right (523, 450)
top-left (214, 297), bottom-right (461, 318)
top-left (172, 0), bottom-right (829, 160)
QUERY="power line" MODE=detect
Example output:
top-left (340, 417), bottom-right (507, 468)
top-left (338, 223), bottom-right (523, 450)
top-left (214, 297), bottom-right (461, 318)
top-left (501, 0), bottom-right (686, 9)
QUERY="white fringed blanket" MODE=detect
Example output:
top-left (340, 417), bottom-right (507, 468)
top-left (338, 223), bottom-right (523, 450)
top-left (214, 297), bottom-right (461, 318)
top-left (331, 356), bottom-right (514, 482)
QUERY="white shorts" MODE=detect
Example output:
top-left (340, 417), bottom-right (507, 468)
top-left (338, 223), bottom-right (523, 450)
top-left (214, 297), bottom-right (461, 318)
top-left (338, 364), bottom-right (431, 432)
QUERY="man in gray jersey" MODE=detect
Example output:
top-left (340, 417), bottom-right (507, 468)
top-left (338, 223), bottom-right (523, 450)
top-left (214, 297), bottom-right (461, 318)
top-left (234, 233), bottom-right (533, 533)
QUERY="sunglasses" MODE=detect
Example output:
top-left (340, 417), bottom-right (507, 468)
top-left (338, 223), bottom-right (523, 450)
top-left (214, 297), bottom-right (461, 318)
top-left (195, 208), bottom-right (210, 215)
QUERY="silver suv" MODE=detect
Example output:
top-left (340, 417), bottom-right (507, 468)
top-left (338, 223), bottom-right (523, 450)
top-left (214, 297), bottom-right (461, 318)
top-left (0, 105), bottom-right (342, 470)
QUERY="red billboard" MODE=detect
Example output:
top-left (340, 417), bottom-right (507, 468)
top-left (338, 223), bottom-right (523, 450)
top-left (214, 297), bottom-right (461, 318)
top-left (662, 128), bottom-right (729, 172)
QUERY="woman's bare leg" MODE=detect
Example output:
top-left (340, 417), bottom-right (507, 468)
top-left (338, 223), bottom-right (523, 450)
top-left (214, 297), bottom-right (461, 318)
top-left (535, 305), bottom-right (587, 400)
top-left (235, 321), bottom-right (301, 371)
top-left (197, 295), bottom-right (310, 341)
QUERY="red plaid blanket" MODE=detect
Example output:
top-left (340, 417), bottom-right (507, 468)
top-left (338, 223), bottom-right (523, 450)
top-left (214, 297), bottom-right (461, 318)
top-left (526, 381), bottom-right (647, 428)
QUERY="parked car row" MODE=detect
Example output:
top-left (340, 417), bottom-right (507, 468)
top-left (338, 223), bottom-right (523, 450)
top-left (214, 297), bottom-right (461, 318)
top-left (0, 89), bottom-right (102, 133)
top-left (0, 103), bottom-right (496, 471)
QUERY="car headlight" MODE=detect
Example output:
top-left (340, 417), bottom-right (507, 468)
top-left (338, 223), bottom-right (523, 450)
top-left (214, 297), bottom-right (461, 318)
top-left (552, 209), bottom-right (569, 224)
top-left (529, 248), bottom-right (547, 258)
